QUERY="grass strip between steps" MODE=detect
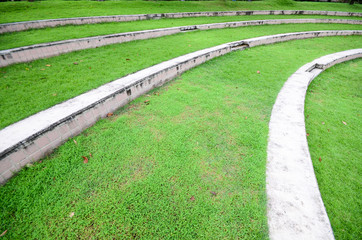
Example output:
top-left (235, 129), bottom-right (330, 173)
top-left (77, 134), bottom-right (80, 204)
top-left (0, 23), bottom-right (361, 129)
top-left (305, 59), bottom-right (361, 240)
top-left (0, 0), bottom-right (361, 24)
top-left (0, 35), bottom-right (360, 239)
top-left (1, 14), bottom-right (361, 50)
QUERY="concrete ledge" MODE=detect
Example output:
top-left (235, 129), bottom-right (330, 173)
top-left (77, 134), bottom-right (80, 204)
top-left (0, 18), bottom-right (361, 68)
top-left (0, 10), bottom-right (361, 34)
top-left (0, 30), bottom-right (361, 184)
top-left (266, 48), bottom-right (362, 240)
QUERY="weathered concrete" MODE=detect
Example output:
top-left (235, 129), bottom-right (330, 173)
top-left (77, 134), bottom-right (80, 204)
top-left (0, 30), bottom-right (361, 185)
top-left (0, 10), bottom-right (361, 34)
top-left (0, 18), bottom-right (361, 68)
top-left (266, 48), bottom-right (362, 240)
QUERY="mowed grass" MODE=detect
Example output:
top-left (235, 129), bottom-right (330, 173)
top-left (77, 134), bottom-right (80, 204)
top-left (0, 36), bottom-right (360, 239)
top-left (1, 14), bottom-right (361, 50)
top-left (305, 59), bottom-right (361, 240)
top-left (1, 23), bottom-right (361, 129)
top-left (0, 0), bottom-right (361, 24)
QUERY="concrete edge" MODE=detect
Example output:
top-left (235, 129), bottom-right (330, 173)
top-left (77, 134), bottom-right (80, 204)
top-left (266, 48), bottom-right (362, 240)
top-left (0, 10), bottom-right (361, 34)
top-left (1, 18), bottom-right (361, 68)
top-left (0, 30), bottom-right (361, 185)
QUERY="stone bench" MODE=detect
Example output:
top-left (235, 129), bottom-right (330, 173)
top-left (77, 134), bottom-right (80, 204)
top-left (0, 18), bottom-right (361, 68)
top-left (0, 10), bottom-right (361, 34)
top-left (266, 48), bottom-right (362, 240)
top-left (0, 30), bottom-right (360, 185)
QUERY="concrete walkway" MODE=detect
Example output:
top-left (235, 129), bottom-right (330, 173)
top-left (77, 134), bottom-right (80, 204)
top-left (266, 49), bottom-right (362, 240)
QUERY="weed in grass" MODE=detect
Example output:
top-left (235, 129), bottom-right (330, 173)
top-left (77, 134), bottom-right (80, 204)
top-left (0, 37), bottom-right (360, 239)
top-left (275, 0), bottom-right (295, 6)
top-left (0, 24), bottom-right (361, 129)
top-left (305, 59), bottom-right (361, 240)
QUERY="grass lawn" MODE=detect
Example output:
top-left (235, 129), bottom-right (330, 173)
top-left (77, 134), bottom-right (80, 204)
top-left (1, 23), bottom-right (361, 129)
top-left (0, 0), bottom-right (361, 238)
top-left (305, 59), bottom-right (361, 240)
top-left (0, 0), bottom-right (361, 24)
top-left (0, 35), bottom-right (360, 239)
top-left (1, 14), bottom-right (361, 51)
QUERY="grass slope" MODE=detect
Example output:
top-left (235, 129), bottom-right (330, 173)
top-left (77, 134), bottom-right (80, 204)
top-left (1, 14), bottom-right (361, 50)
top-left (305, 59), bottom-right (361, 240)
top-left (1, 23), bottom-right (361, 129)
top-left (0, 0), bottom-right (361, 24)
top-left (0, 36), bottom-right (361, 239)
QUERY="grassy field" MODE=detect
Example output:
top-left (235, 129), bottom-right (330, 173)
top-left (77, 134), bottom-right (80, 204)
top-left (0, 0), bottom-right (361, 238)
top-left (1, 14), bottom-right (361, 50)
top-left (0, 0), bottom-right (361, 24)
top-left (0, 36), bottom-right (360, 239)
top-left (305, 59), bottom-right (361, 240)
top-left (1, 23), bottom-right (361, 129)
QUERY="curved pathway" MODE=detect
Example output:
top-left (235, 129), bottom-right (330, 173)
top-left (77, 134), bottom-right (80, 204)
top-left (0, 30), bottom-right (361, 186)
top-left (1, 10), bottom-right (360, 34)
top-left (0, 18), bottom-right (361, 68)
top-left (266, 49), bottom-right (362, 240)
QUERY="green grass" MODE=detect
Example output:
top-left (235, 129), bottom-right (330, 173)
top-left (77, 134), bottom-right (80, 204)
top-left (0, 1), bottom-right (360, 238)
top-left (0, 36), bottom-right (360, 239)
top-left (305, 59), bottom-right (361, 240)
top-left (0, 0), bottom-right (361, 24)
top-left (1, 14), bottom-right (361, 50)
top-left (1, 23), bottom-right (361, 129)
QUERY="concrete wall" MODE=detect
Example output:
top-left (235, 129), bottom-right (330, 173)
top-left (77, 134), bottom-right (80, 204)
top-left (0, 30), bottom-right (361, 184)
top-left (0, 10), bottom-right (361, 34)
top-left (0, 18), bottom-right (361, 68)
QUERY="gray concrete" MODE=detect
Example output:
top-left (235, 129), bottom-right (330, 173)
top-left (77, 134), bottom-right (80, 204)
top-left (0, 10), bottom-right (361, 34)
top-left (0, 18), bottom-right (361, 68)
top-left (266, 48), bottom-right (362, 240)
top-left (0, 30), bottom-right (361, 185)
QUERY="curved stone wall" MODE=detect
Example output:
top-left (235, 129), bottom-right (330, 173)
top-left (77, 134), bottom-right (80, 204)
top-left (266, 48), bottom-right (362, 240)
top-left (0, 30), bottom-right (361, 185)
top-left (0, 18), bottom-right (361, 68)
top-left (0, 10), bottom-right (361, 34)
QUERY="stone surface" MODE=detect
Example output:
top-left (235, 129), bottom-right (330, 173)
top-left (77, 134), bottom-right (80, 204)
top-left (0, 18), bottom-right (360, 67)
top-left (266, 49), bottom-right (362, 240)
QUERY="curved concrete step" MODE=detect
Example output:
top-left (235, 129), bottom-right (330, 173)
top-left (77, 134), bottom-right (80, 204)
top-left (0, 18), bottom-right (361, 68)
top-left (0, 30), bottom-right (361, 185)
top-left (0, 10), bottom-right (361, 34)
top-left (266, 48), bottom-right (362, 240)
